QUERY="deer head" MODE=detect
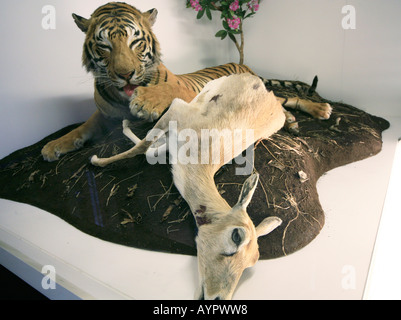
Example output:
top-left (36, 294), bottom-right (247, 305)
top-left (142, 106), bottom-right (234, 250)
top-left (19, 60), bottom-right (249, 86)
top-left (193, 173), bottom-right (282, 300)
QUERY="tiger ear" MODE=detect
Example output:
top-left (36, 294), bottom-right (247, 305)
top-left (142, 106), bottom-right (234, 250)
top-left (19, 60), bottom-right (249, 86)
top-left (72, 13), bottom-right (90, 33)
top-left (144, 8), bottom-right (158, 26)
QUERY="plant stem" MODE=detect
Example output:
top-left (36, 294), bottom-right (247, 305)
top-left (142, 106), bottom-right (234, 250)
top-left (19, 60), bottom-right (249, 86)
top-left (239, 24), bottom-right (244, 65)
top-left (230, 24), bottom-right (244, 65)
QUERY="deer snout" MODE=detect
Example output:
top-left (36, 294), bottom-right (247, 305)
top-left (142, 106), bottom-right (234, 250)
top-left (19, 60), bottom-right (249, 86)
top-left (196, 276), bottom-right (237, 300)
top-left (197, 284), bottom-right (228, 300)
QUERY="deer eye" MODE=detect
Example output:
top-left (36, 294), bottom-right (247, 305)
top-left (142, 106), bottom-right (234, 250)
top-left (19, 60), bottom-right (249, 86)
top-left (231, 228), bottom-right (242, 246)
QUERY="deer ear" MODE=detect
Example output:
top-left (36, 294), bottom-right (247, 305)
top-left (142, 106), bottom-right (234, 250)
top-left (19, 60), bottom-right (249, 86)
top-left (256, 216), bottom-right (282, 238)
top-left (72, 13), bottom-right (90, 33)
top-left (236, 173), bottom-right (259, 209)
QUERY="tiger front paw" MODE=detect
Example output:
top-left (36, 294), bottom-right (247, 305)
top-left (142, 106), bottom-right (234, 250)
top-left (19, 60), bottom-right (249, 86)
top-left (41, 136), bottom-right (84, 162)
top-left (129, 86), bottom-right (172, 122)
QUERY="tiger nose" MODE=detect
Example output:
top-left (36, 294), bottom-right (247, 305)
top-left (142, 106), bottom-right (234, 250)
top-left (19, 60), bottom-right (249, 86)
top-left (118, 71), bottom-right (135, 80)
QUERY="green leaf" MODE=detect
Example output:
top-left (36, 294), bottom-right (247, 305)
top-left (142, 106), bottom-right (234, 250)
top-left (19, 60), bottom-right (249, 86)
top-left (197, 9), bottom-right (205, 19)
top-left (245, 12), bottom-right (256, 19)
top-left (222, 19), bottom-right (229, 30)
top-left (215, 30), bottom-right (226, 37)
top-left (215, 30), bottom-right (228, 40)
top-left (228, 32), bottom-right (237, 42)
top-left (206, 7), bottom-right (212, 20)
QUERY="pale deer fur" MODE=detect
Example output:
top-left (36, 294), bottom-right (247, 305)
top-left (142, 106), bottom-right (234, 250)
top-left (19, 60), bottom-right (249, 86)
top-left (91, 73), bottom-right (285, 299)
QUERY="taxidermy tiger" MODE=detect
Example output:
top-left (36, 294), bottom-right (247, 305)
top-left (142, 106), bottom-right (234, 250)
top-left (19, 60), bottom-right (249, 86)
top-left (41, 2), bottom-right (332, 162)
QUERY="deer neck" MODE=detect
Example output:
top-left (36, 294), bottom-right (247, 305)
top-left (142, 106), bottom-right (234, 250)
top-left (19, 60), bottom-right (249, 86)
top-left (172, 164), bottom-right (231, 218)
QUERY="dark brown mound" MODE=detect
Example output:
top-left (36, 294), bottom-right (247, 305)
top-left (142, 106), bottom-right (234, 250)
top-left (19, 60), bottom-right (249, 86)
top-left (0, 81), bottom-right (389, 259)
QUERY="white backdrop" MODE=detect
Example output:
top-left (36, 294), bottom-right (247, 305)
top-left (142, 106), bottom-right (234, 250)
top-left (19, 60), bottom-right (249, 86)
top-left (0, 0), bottom-right (400, 158)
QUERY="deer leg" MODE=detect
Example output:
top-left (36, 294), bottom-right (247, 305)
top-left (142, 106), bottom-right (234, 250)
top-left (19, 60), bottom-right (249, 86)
top-left (90, 138), bottom-right (153, 167)
top-left (122, 120), bottom-right (141, 144)
top-left (122, 119), bottom-right (168, 162)
top-left (90, 104), bottom-right (180, 167)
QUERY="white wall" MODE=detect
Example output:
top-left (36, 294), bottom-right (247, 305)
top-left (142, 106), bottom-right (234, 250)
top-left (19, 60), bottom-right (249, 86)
top-left (246, 0), bottom-right (401, 118)
top-left (0, 0), bottom-right (400, 158)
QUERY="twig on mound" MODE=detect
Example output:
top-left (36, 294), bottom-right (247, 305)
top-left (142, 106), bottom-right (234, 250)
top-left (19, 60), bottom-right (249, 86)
top-left (62, 164), bottom-right (87, 193)
top-left (100, 176), bottom-right (116, 193)
top-left (260, 140), bottom-right (285, 167)
top-left (255, 172), bottom-right (270, 209)
top-left (168, 209), bottom-right (191, 224)
top-left (147, 181), bottom-right (175, 212)
top-left (103, 171), bottom-right (142, 203)
top-left (120, 209), bottom-right (142, 225)
top-left (11, 156), bottom-right (39, 177)
top-left (40, 169), bottom-right (53, 188)
top-left (28, 170), bottom-right (41, 182)
top-left (106, 184), bottom-right (119, 206)
top-left (115, 171), bottom-right (143, 185)
top-left (281, 181), bottom-right (300, 256)
top-left (127, 184), bottom-right (138, 198)
top-left (272, 133), bottom-right (303, 156)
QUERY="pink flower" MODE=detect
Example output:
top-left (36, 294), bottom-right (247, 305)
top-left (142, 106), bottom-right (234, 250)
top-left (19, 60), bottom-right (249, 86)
top-left (227, 16), bottom-right (241, 30)
top-left (247, 0), bottom-right (260, 12)
top-left (190, 0), bottom-right (202, 11)
top-left (229, 0), bottom-right (240, 12)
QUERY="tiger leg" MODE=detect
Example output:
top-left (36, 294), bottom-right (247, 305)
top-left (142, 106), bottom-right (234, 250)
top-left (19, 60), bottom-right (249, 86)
top-left (276, 97), bottom-right (332, 134)
top-left (279, 97), bottom-right (332, 120)
top-left (282, 107), bottom-right (299, 134)
top-left (41, 110), bottom-right (106, 162)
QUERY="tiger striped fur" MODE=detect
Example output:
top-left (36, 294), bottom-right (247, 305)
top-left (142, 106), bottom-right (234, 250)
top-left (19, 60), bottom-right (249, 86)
top-left (41, 2), bottom-right (331, 162)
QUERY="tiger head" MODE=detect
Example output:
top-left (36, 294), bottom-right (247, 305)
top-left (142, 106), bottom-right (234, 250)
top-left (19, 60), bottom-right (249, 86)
top-left (72, 2), bottom-right (161, 98)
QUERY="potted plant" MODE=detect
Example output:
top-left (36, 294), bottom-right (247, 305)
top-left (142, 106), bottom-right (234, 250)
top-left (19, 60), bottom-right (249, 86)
top-left (187, 0), bottom-right (261, 64)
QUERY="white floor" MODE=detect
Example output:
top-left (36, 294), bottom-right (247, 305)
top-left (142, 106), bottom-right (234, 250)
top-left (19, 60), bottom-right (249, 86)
top-left (0, 117), bottom-right (400, 300)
